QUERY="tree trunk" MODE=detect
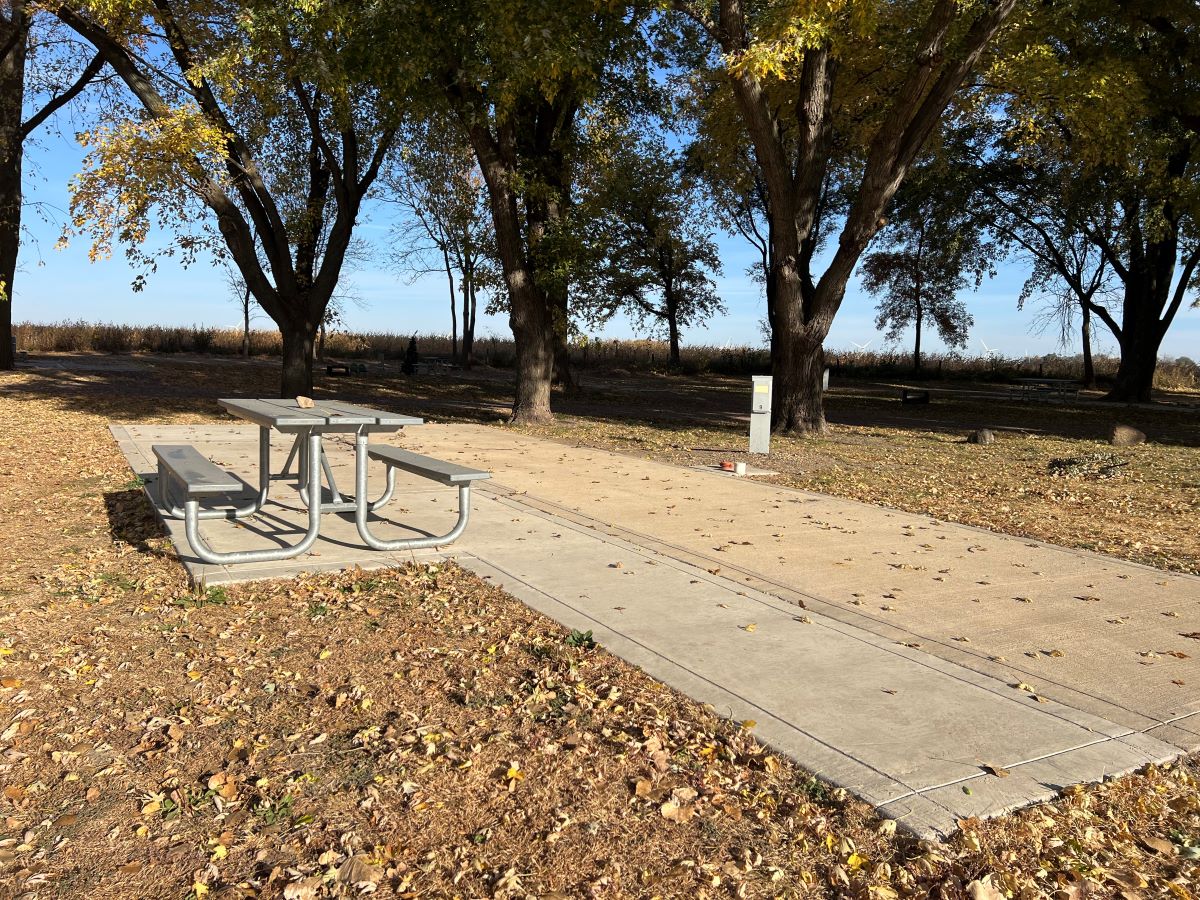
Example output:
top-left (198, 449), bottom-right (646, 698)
top-left (280, 323), bottom-right (315, 397)
top-left (1105, 275), bottom-right (1168, 403)
top-left (509, 288), bottom-right (554, 422)
top-left (462, 280), bottom-right (476, 368)
top-left (1107, 333), bottom-right (1158, 402)
top-left (913, 306), bottom-right (923, 373)
top-left (767, 245), bottom-right (834, 433)
top-left (443, 246), bottom-right (458, 363)
top-left (774, 326), bottom-right (827, 433)
top-left (464, 123), bottom-right (556, 423)
top-left (666, 291), bottom-right (681, 368)
top-left (242, 285), bottom-right (251, 358)
top-left (0, 5), bottom-right (28, 372)
top-left (1080, 303), bottom-right (1094, 388)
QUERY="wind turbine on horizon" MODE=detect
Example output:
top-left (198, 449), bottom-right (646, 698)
top-left (979, 338), bottom-right (1001, 357)
top-left (851, 338), bottom-right (874, 351)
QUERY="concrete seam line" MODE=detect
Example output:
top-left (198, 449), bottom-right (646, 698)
top-left (454, 552), bottom-right (924, 802)
top-left (484, 491), bottom-right (1158, 738)
top-left (472, 426), bottom-right (1200, 584)
top-left (484, 481), bottom-right (1188, 727)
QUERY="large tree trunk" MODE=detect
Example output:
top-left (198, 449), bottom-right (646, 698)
top-left (463, 119), bottom-right (558, 423)
top-left (0, 5), bottom-right (28, 372)
top-left (280, 322), bottom-right (316, 397)
top-left (509, 282), bottom-right (555, 422)
top-left (1105, 297), bottom-right (1162, 403)
top-left (767, 254), bottom-right (831, 433)
top-left (1107, 333), bottom-right (1158, 402)
top-left (774, 327), bottom-right (828, 433)
top-left (1080, 303), bottom-right (1094, 388)
top-left (1105, 256), bottom-right (1174, 403)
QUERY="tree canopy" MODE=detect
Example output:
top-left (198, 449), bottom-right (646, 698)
top-left (577, 135), bottom-right (724, 366)
top-left (58, 0), bottom-right (401, 394)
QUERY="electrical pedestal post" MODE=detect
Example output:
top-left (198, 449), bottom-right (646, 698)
top-left (749, 375), bottom-right (772, 455)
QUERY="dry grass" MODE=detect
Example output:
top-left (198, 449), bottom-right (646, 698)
top-left (2, 357), bottom-right (1200, 897)
top-left (16, 320), bottom-right (1199, 391)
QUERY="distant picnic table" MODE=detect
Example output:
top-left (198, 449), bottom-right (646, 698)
top-left (1012, 377), bottom-right (1081, 402)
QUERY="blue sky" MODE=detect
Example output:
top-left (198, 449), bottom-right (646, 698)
top-left (14, 128), bottom-right (1200, 360)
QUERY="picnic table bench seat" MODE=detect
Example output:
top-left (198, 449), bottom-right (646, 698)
top-left (153, 444), bottom-right (241, 497)
top-left (366, 445), bottom-right (491, 485)
top-left (354, 445), bottom-right (490, 552)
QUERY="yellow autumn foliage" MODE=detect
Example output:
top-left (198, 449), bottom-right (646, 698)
top-left (71, 104), bottom-right (230, 261)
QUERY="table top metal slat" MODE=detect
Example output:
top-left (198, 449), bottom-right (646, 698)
top-left (218, 398), bottom-right (377, 427)
top-left (254, 397), bottom-right (377, 426)
top-left (218, 398), bottom-right (327, 427)
top-left (319, 400), bottom-right (423, 426)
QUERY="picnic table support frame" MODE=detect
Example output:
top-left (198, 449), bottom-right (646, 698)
top-left (161, 426), bottom-right (272, 521)
top-left (288, 427), bottom-right (398, 514)
top-left (184, 431), bottom-right (324, 565)
top-left (352, 439), bottom-right (472, 551)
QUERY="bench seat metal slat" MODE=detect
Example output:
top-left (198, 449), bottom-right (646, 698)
top-left (367, 445), bottom-right (490, 485)
top-left (153, 445), bottom-right (242, 495)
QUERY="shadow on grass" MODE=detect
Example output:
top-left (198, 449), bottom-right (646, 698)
top-left (7, 352), bottom-right (1199, 448)
top-left (104, 488), bottom-right (167, 551)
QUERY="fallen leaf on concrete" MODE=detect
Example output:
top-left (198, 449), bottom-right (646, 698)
top-left (982, 764), bottom-right (1010, 778)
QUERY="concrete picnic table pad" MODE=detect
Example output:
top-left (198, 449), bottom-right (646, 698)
top-left (112, 422), bottom-right (1200, 838)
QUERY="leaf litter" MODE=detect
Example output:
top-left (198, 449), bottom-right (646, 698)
top-left (0, 362), bottom-right (1199, 896)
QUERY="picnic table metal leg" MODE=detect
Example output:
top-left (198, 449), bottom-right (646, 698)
top-left (160, 426), bottom-right (272, 520)
top-left (183, 431), bottom-right (324, 565)
top-left (352, 437), bottom-right (472, 551)
top-left (280, 434), bottom-right (300, 477)
top-left (296, 429), bottom-right (349, 509)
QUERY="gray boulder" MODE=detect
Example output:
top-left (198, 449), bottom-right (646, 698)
top-left (968, 429), bottom-right (996, 445)
top-left (1109, 424), bottom-right (1146, 446)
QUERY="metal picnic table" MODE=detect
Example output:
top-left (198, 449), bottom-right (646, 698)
top-left (157, 398), bottom-right (422, 565)
top-left (219, 398), bottom-right (423, 513)
top-left (1013, 378), bottom-right (1081, 402)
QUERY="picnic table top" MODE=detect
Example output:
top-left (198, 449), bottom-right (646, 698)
top-left (219, 398), bottom-right (423, 429)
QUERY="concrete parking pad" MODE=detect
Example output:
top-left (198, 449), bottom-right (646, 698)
top-left (110, 422), bottom-right (1198, 838)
